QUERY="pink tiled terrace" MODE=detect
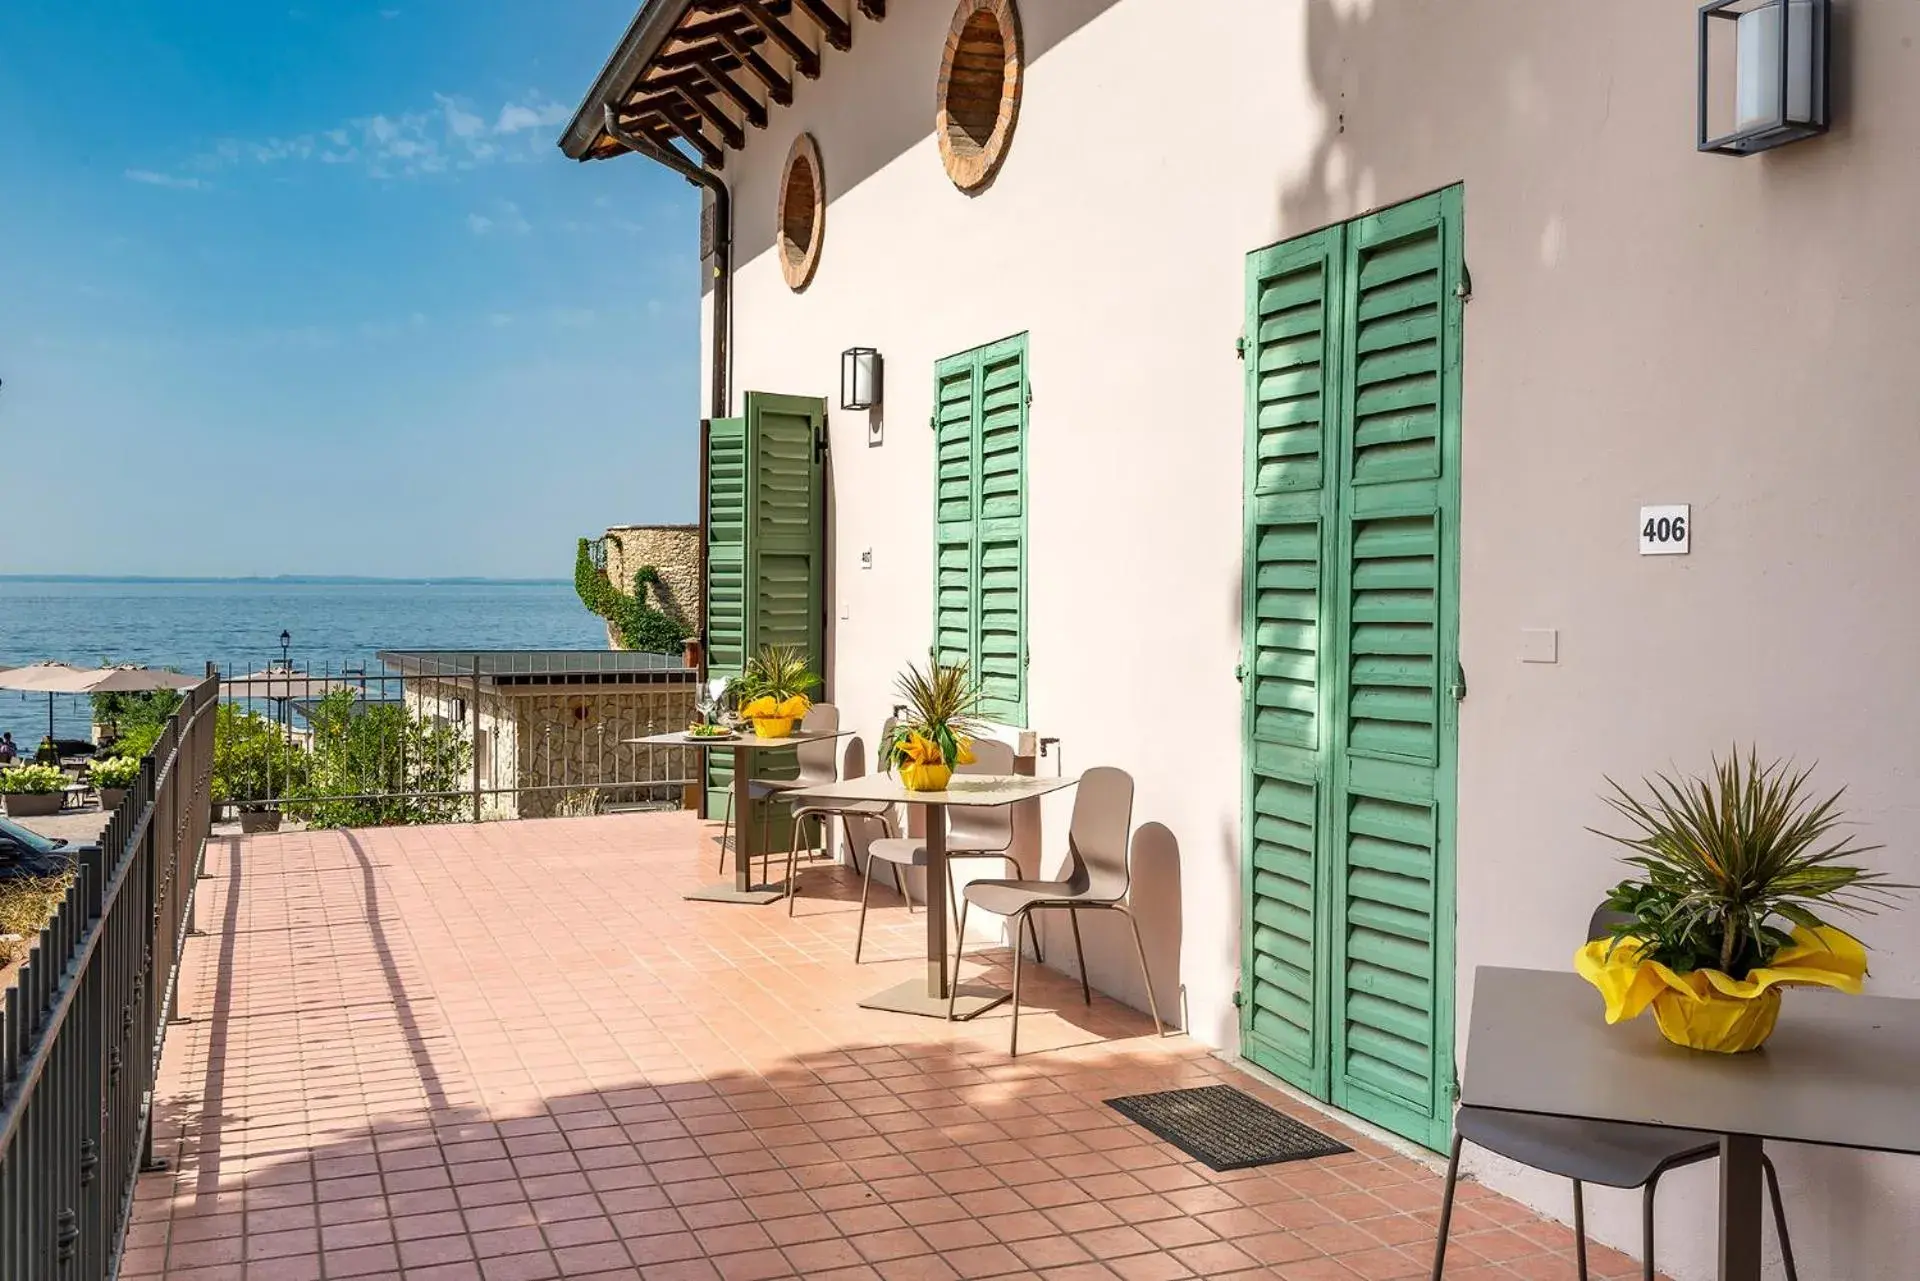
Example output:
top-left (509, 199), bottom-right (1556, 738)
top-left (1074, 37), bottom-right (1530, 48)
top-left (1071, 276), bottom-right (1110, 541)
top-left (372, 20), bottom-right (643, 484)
top-left (124, 814), bottom-right (1638, 1280)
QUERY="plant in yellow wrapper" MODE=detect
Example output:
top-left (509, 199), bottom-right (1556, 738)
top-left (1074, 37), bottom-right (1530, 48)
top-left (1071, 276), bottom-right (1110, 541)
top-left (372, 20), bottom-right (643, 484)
top-left (1578, 747), bottom-right (1907, 1052)
top-left (733, 646), bottom-right (819, 739)
top-left (881, 656), bottom-right (980, 792)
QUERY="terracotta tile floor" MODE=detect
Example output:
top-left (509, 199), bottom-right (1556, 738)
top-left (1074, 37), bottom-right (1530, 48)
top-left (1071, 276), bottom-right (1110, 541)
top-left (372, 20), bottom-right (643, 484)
top-left (124, 813), bottom-right (1639, 1280)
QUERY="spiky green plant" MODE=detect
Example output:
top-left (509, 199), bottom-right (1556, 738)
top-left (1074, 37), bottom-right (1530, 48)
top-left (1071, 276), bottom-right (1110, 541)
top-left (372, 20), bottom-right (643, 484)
top-left (880, 655), bottom-right (982, 772)
top-left (734, 645), bottom-right (821, 705)
top-left (1593, 747), bottom-right (1906, 979)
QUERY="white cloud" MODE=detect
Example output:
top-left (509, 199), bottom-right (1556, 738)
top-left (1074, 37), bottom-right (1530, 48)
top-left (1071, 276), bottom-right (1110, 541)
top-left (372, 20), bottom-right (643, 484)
top-left (466, 213), bottom-right (493, 235)
top-left (437, 93), bottom-right (486, 141)
top-left (468, 201), bottom-right (531, 236)
top-left (494, 99), bottom-right (570, 134)
top-left (125, 169), bottom-right (204, 190)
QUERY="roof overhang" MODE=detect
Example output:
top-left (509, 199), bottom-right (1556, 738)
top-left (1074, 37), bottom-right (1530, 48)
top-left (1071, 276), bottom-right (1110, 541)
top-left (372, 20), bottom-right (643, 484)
top-left (558, 0), bottom-right (886, 167)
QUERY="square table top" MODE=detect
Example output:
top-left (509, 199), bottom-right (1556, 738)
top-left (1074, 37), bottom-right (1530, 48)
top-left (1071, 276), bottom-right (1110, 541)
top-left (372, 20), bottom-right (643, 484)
top-left (626, 729), bottom-right (854, 750)
top-left (786, 773), bottom-right (1077, 808)
top-left (1464, 966), bottom-right (1920, 1156)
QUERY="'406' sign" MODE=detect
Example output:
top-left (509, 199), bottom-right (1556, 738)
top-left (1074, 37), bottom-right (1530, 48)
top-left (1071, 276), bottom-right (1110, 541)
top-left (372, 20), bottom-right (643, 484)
top-left (1639, 504), bottom-right (1690, 556)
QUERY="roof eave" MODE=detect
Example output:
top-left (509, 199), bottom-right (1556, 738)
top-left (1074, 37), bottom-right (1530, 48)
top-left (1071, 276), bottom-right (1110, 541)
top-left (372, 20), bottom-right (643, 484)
top-left (557, 0), bottom-right (701, 161)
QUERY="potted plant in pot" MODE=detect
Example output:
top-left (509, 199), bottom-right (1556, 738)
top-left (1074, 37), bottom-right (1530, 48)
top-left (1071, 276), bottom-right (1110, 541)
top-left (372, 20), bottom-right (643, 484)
top-left (1, 763), bottom-right (70, 817)
top-left (1577, 747), bottom-right (1908, 1053)
top-left (89, 754), bottom-right (142, 811)
top-left (734, 645), bottom-right (819, 739)
top-left (213, 703), bottom-right (304, 833)
top-left (880, 657), bottom-right (979, 792)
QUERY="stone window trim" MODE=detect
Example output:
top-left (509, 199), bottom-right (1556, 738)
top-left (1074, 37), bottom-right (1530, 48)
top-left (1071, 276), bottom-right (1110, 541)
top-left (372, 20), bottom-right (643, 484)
top-left (778, 132), bottom-right (826, 291)
top-left (937, 0), bottom-right (1023, 192)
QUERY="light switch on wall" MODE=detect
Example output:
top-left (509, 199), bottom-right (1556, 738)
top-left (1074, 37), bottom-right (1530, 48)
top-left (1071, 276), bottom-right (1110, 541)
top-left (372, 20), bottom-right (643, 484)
top-left (1519, 628), bottom-right (1559, 664)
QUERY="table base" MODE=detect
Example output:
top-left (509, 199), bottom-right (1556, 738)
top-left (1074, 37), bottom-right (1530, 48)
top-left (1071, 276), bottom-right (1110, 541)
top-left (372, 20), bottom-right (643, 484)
top-left (684, 882), bottom-right (789, 906)
top-left (859, 979), bottom-right (1010, 1021)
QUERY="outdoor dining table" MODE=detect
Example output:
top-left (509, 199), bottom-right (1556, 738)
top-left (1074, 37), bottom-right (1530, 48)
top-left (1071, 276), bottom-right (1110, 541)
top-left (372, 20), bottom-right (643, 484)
top-left (784, 771), bottom-right (1078, 1020)
top-left (1464, 966), bottom-right (1920, 1281)
top-left (628, 728), bottom-right (852, 906)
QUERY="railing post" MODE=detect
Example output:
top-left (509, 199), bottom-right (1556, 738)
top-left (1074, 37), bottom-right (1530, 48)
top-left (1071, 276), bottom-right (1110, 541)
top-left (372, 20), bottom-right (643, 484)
top-left (470, 657), bottom-right (483, 823)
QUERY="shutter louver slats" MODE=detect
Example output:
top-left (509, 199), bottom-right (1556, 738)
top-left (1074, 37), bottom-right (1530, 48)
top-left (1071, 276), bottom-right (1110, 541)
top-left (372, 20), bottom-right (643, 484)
top-left (1340, 789), bottom-right (1436, 1107)
top-left (934, 361), bottom-right (976, 673)
top-left (704, 416), bottom-right (748, 813)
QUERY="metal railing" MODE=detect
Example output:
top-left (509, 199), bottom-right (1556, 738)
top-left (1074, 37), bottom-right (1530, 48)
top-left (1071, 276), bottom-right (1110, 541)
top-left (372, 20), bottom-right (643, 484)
top-left (0, 676), bottom-right (216, 1280)
top-left (211, 651), bottom-right (702, 825)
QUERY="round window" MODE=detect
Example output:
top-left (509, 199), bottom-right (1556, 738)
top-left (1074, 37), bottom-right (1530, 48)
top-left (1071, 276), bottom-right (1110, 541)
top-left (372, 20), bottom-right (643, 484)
top-left (937, 0), bottom-right (1023, 191)
top-left (778, 133), bottom-right (825, 291)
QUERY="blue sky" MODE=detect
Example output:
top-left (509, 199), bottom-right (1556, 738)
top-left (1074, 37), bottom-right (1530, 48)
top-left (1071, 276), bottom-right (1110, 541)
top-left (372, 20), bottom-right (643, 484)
top-left (0, 1), bottom-right (698, 578)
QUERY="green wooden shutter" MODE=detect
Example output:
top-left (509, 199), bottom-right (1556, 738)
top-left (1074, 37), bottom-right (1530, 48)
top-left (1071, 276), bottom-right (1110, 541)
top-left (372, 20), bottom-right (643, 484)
top-left (933, 356), bottom-right (977, 673)
top-left (1240, 188), bottom-right (1461, 1154)
top-left (1327, 191), bottom-right (1460, 1152)
top-left (703, 394), bottom-right (827, 814)
top-left (974, 337), bottom-right (1028, 725)
top-left (1240, 227), bottom-right (1342, 1098)
top-left (704, 415), bottom-right (748, 815)
top-left (931, 335), bottom-right (1029, 726)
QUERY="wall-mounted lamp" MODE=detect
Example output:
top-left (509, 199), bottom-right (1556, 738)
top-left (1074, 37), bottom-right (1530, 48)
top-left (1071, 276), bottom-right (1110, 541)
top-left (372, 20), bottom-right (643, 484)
top-left (840, 347), bottom-right (882, 412)
top-left (1698, 0), bottom-right (1829, 155)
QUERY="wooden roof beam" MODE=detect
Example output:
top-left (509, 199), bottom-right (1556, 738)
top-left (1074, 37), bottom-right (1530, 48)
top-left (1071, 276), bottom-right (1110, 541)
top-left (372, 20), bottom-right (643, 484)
top-left (624, 102), bottom-right (725, 169)
top-left (669, 83), bottom-right (746, 150)
top-left (737, 0), bottom-right (820, 79)
top-left (692, 58), bottom-right (769, 129)
top-left (791, 0), bottom-right (852, 51)
top-left (717, 27), bottom-right (794, 106)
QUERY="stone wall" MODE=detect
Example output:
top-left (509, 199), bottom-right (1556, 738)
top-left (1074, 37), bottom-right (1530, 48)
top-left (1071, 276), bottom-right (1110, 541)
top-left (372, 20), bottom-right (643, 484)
top-left (406, 677), bottom-right (698, 819)
top-left (603, 524), bottom-right (702, 645)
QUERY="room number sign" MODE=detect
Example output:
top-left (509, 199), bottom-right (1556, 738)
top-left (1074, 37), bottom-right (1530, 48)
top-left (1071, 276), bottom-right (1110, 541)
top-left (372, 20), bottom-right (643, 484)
top-left (1639, 504), bottom-right (1690, 555)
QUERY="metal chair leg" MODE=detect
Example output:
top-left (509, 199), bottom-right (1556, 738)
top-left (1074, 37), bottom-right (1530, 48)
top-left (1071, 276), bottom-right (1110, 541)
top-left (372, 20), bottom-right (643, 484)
top-left (1069, 909), bottom-right (1091, 1005)
top-left (855, 853), bottom-right (875, 963)
top-left (1120, 908), bottom-right (1163, 1036)
top-left (717, 790), bottom-right (733, 874)
top-left (1429, 1133), bottom-right (1464, 1281)
top-left (1023, 912), bottom-right (1043, 965)
top-left (948, 899), bottom-right (972, 1021)
top-left (947, 865), bottom-right (961, 936)
top-left (1762, 1153), bottom-right (1798, 1281)
top-left (1009, 908), bottom-right (1027, 1057)
top-left (1642, 1170), bottom-right (1661, 1281)
top-left (891, 861), bottom-right (915, 911)
top-left (1572, 1178), bottom-right (1589, 1281)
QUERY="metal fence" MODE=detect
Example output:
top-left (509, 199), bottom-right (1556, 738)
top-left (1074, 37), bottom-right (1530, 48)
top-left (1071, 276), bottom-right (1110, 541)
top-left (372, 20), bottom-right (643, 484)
top-left (0, 675), bottom-right (216, 1280)
top-left (211, 650), bottom-right (703, 825)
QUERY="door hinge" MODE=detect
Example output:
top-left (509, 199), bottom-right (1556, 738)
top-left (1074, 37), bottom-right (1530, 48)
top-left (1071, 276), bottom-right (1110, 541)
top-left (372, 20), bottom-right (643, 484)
top-left (1448, 662), bottom-right (1467, 703)
top-left (814, 425), bottom-right (830, 462)
top-left (1455, 262), bottom-right (1473, 303)
top-left (1447, 1074), bottom-right (1462, 1104)
top-left (1234, 661), bottom-right (1246, 683)
top-left (1235, 335), bottom-right (1248, 361)
top-left (1231, 986), bottom-right (1246, 1009)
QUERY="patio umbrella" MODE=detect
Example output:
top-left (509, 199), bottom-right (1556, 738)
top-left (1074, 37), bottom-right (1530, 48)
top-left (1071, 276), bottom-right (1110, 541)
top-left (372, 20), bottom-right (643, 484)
top-left (0, 662), bottom-right (199, 739)
top-left (223, 669), bottom-right (369, 701)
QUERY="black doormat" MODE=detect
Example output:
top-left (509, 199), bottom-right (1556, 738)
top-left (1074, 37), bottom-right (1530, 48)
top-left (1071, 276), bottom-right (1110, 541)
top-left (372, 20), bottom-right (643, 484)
top-left (1105, 1084), bottom-right (1350, 1172)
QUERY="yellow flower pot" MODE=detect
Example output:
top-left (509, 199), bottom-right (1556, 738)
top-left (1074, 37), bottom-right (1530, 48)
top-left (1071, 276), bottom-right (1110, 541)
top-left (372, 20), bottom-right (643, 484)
top-left (899, 762), bottom-right (952, 792)
top-left (1576, 925), bottom-right (1867, 1054)
top-left (753, 717), bottom-right (795, 740)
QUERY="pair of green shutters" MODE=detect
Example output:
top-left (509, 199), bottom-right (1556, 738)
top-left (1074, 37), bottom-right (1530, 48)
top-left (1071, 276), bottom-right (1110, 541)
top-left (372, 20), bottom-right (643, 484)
top-left (1241, 187), bottom-right (1463, 1152)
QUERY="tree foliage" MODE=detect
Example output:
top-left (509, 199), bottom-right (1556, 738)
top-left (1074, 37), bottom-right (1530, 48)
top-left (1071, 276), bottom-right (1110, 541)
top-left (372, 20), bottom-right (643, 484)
top-left (574, 537), bottom-right (689, 654)
top-left (289, 689), bottom-right (471, 829)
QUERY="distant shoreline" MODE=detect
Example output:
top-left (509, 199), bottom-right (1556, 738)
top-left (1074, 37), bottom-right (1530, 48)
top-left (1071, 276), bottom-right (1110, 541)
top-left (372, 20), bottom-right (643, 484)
top-left (0, 575), bottom-right (571, 587)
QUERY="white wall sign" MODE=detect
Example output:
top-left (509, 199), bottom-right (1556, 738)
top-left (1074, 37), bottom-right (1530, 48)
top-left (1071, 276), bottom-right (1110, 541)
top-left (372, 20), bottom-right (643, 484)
top-left (1639, 504), bottom-right (1690, 555)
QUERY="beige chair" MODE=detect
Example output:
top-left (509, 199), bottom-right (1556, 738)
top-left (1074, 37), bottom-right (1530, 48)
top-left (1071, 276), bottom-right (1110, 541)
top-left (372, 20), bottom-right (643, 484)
top-left (950, 765), bottom-right (1163, 1055)
top-left (854, 737), bottom-right (1041, 964)
top-left (783, 736), bottom-right (896, 914)
top-left (716, 703), bottom-right (838, 882)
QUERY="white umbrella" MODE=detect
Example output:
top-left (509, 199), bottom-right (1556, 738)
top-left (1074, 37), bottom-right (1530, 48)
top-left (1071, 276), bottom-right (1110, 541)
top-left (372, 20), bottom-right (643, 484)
top-left (0, 662), bottom-right (198, 739)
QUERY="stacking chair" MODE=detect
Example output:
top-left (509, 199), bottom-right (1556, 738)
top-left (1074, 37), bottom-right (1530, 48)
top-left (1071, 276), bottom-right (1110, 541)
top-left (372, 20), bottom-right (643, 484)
top-left (950, 766), bottom-right (1163, 1056)
top-left (856, 738), bottom-right (1041, 964)
top-left (716, 703), bottom-right (838, 882)
top-left (783, 736), bottom-right (897, 914)
top-left (1429, 908), bottom-right (1798, 1281)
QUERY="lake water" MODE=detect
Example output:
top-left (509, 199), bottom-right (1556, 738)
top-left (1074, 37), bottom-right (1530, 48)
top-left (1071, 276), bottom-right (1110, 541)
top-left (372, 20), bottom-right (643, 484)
top-left (0, 579), bottom-right (607, 744)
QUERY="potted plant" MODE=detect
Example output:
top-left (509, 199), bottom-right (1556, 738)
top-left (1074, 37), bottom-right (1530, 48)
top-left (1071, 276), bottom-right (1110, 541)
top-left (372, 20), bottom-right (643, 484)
top-left (89, 754), bottom-right (142, 811)
top-left (1576, 747), bottom-right (1907, 1053)
top-left (2, 763), bottom-right (71, 817)
top-left (880, 657), bottom-right (979, 792)
top-left (213, 704), bottom-right (302, 833)
top-left (734, 645), bottom-right (819, 739)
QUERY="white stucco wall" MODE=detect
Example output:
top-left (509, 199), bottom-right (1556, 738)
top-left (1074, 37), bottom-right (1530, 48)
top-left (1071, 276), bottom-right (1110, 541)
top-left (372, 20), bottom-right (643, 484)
top-left (686, 2), bottom-right (1920, 1275)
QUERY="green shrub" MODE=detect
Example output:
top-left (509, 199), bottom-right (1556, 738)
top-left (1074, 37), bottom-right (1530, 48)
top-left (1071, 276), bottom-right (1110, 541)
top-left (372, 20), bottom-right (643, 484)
top-left (0, 764), bottom-right (68, 795)
top-left (574, 538), bottom-right (689, 655)
top-left (88, 755), bottom-right (142, 789)
top-left (213, 703), bottom-right (306, 806)
top-left (288, 689), bottom-right (471, 829)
